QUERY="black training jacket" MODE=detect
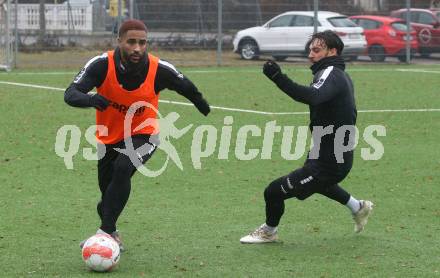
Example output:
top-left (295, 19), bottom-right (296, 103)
top-left (272, 56), bottom-right (357, 178)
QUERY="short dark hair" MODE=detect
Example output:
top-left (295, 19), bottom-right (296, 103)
top-left (306, 30), bottom-right (344, 55)
top-left (118, 19), bottom-right (148, 38)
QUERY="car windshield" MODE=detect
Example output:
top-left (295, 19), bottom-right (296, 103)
top-left (436, 11), bottom-right (440, 19)
top-left (327, 16), bottom-right (358, 27)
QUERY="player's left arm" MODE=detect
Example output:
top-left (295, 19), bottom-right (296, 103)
top-left (155, 60), bottom-right (210, 116)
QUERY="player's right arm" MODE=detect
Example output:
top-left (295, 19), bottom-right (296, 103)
top-left (64, 53), bottom-right (110, 111)
top-left (263, 60), bottom-right (340, 106)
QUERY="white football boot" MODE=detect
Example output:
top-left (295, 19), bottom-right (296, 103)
top-left (110, 230), bottom-right (124, 252)
top-left (80, 229), bottom-right (125, 252)
top-left (353, 200), bottom-right (374, 233)
top-left (240, 224), bottom-right (278, 244)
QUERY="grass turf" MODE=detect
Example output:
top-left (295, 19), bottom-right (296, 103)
top-left (0, 63), bottom-right (439, 277)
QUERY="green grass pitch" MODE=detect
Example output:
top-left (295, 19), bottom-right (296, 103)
top-left (0, 63), bottom-right (439, 277)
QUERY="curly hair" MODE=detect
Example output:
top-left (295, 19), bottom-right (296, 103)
top-left (306, 30), bottom-right (345, 56)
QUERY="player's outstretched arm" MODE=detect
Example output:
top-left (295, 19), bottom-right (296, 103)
top-left (156, 60), bottom-right (210, 116)
top-left (177, 82), bottom-right (210, 116)
top-left (191, 94), bottom-right (210, 116)
top-left (263, 60), bottom-right (338, 106)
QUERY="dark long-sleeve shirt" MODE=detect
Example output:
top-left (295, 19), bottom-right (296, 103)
top-left (64, 48), bottom-right (209, 114)
top-left (272, 56), bottom-right (357, 177)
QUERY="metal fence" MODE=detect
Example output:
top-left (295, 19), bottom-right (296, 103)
top-left (1, 0), bottom-right (439, 69)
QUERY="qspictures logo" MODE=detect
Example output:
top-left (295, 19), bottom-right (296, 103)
top-left (55, 102), bottom-right (386, 177)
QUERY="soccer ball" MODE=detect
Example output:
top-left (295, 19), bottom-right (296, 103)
top-left (81, 233), bottom-right (120, 272)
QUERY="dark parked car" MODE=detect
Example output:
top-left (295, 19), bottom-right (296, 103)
top-left (391, 8), bottom-right (440, 57)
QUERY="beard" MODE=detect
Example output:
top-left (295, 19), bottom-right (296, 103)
top-left (120, 50), bottom-right (147, 73)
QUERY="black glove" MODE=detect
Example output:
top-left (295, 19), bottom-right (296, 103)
top-left (263, 60), bottom-right (282, 81)
top-left (195, 97), bottom-right (211, 116)
top-left (89, 94), bottom-right (109, 111)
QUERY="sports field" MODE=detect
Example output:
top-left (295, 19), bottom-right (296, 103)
top-left (0, 63), bottom-right (439, 277)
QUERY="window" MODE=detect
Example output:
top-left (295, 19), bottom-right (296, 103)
top-left (410, 12), bottom-right (418, 21)
top-left (417, 12), bottom-right (436, 25)
top-left (291, 15), bottom-right (316, 27)
top-left (391, 22), bottom-right (413, 32)
top-left (327, 16), bottom-right (357, 27)
top-left (395, 12), bottom-right (405, 20)
top-left (268, 15), bottom-right (294, 28)
top-left (398, 11), bottom-right (418, 22)
top-left (357, 19), bottom-right (381, 30)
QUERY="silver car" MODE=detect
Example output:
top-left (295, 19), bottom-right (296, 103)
top-left (233, 11), bottom-right (367, 61)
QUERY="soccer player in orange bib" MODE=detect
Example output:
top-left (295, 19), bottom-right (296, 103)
top-left (65, 20), bottom-right (210, 251)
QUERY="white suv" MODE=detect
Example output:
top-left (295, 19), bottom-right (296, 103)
top-left (233, 11), bottom-right (367, 61)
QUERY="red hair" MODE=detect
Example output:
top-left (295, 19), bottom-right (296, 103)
top-left (118, 19), bottom-right (148, 37)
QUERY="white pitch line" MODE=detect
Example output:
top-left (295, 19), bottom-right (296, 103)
top-left (2, 67), bottom-right (440, 75)
top-left (0, 80), bottom-right (439, 115)
top-left (0, 81), bottom-right (66, 91)
top-left (358, 108), bottom-right (440, 113)
top-left (395, 69), bottom-right (440, 74)
top-left (0, 71), bottom-right (77, 75)
top-left (163, 68), bottom-right (440, 74)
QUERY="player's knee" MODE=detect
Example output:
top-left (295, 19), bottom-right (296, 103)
top-left (283, 173), bottom-right (315, 201)
top-left (264, 179), bottom-right (285, 202)
top-left (263, 186), bottom-right (273, 202)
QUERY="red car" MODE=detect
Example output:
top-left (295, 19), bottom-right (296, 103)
top-left (350, 15), bottom-right (418, 62)
top-left (390, 9), bottom-right (440, 57)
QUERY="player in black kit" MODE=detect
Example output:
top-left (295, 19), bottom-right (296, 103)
top-left (240, 31), bottom-right (373, 244)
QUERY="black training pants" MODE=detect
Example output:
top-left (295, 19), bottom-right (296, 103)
top-left (264, 164), bottom-right (351, 227)
top-left (97, 134), bottom-right (157, 233)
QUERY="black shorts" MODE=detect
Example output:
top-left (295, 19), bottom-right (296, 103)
top-left (97, 134), bottom-right (158, 174)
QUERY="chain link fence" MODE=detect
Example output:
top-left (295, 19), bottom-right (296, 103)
top-left (1, 0), bottom-right (440, 69)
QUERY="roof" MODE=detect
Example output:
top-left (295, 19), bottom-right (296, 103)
top-left (279, 11), bottom-right (346, 18)
top-left (350, 15), bottom-right (405, 24)
top-left (392, 8), bottom-right (438, 14)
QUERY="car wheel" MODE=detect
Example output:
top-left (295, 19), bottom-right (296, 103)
top-left (272, 55), bottom-right (288, 62)
top-left (240, 40), bottom-right (259, 60)
top-left (368, 45), bottom-right (386, 62)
